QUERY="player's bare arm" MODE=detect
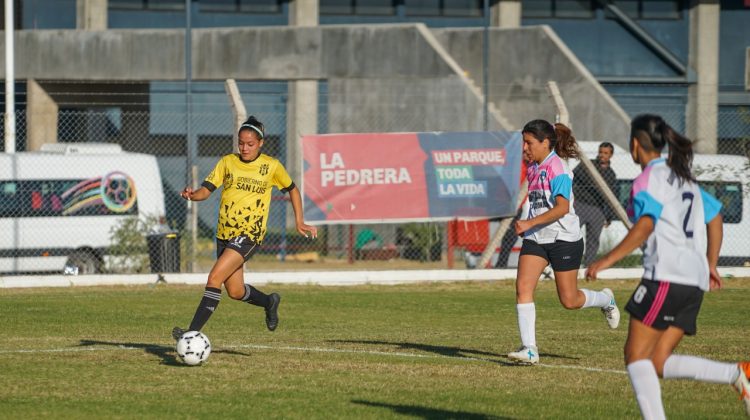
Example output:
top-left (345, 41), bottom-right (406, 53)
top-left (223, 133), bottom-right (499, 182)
top-left (288, 185), bottom-right (317, 239)
top-left (181, 186), bottom-right (211, 202)
top-left (706, 214), bottom-right (723, 290)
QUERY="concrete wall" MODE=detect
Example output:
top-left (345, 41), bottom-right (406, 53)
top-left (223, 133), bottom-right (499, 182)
top-left (328, 76), bottom-right (500, 133)
top-left (433, 26), bottom-right (631, 148)
top-left (2, 25), bottom-right (458, 81)
top-left (2, 24), bottom-right (628, 146)
top-left (7, 30), bottom-right (184, 80)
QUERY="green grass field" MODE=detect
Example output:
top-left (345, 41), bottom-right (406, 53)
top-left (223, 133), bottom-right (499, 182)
top-left (1, 277), bottom-right (748, 419)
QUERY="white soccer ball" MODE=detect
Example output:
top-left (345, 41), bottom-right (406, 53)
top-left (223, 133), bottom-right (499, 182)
top-left (176, 331), bottom-right (211, 366)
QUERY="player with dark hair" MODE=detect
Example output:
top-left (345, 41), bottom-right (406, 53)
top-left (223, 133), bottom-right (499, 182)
top-left (508, 119), bottom-right (620, 365)
top-left (586, 114), bottom-right (750, 418)
top-left (172, 115), bottom-right (317, 340)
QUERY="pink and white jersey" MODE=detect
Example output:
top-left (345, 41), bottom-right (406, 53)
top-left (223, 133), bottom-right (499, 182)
top-left (524, 151), bottom-right (581, 244)
top-left (628, 158), bottom-right (722, 291)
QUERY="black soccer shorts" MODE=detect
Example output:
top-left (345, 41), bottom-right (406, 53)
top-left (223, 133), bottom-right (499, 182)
top-left (519, 238), bottom-right (583, 272)
top-left (216, 234), bottom-right (259, 262)
top-left (625, 278), bottom-right (704, 336)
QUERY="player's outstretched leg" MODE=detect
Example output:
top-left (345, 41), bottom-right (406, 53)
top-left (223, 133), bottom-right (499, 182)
top-left (661, 353), bottom-right (750, 416)
top-left (600, 288), bottom-right (620, 329)
top-left (172, 287), bottom-right (222, 341)
top-left (735, 362), bottom-right (750, 416)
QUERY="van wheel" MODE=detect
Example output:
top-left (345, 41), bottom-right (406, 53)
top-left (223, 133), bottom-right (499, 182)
top-left (65, 251), bottom-right (102, 275)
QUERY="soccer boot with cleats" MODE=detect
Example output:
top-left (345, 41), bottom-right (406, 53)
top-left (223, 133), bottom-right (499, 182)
top-left (734, 361), bottom-right (750, 416)
top-left (601, 288), bottom-right (620, 329)
top-left (172, 326), bottom-right (185, 341)
top-left (265, 293), bottom-right (281, 331)
top-left (508, 345), bottom-right (539, 365)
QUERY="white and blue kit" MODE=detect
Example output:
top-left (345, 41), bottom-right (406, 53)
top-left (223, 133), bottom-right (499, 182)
top-left (627, 158), bottom-right (722, 291)
top-left (524, 151), bottom-right (581, 244)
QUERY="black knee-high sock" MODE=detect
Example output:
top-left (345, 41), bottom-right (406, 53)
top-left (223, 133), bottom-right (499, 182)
top-left (241, 284), bottom-right (270, 308)
top-left (188, 287), bottom-right (221, 331)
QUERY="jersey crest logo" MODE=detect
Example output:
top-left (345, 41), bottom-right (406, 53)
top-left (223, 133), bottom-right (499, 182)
top-left (259, 163), bottom-right (269, 176)
top-left (223, 173), bottom-right (234, 190)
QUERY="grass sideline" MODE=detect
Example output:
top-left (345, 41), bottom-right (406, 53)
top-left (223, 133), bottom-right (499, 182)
top-left (1, 278), bottom-right (748, 419)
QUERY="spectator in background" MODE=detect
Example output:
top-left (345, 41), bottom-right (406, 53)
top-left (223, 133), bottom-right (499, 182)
top-left (572, 142), bottom-right (617, 267)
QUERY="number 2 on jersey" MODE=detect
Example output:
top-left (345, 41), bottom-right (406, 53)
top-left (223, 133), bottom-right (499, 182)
top-left (682, 192), bottom-right (694, 238)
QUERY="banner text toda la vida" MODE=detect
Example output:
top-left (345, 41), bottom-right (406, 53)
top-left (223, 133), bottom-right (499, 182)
top-left (301, 132), bottom-right (521, 223)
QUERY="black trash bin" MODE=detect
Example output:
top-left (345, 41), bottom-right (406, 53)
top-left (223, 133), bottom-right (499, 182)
top-left (147, 232), bottom-right (181, 273)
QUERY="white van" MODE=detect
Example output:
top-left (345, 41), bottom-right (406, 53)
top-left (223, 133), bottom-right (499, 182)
top-left (0, 144), bottom-right (167, 274)
top-left (472, 141), bottom-right (750, 268)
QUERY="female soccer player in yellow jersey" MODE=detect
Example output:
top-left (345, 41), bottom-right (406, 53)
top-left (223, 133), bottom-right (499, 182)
top-left (172, 116), bottom-right (317, 340)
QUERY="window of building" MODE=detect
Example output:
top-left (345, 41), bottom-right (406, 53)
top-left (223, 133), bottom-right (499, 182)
top-left (521, 0), bottom-right (594, 18)
top-left (146, 0), bottom-right (185, 10)
top-left (356, 0), bottom-right (397, 15)
top-left (321, 0), bottom-right (396, 15)
top-left (605, 0), bottom-right (682, 20)
top-left (640, 0), bottom-right (680, 19)
top-left (109, 0), bottom-right (146, 9)
top-left (555, 0), bottom-right (594, 18)
top-left (201, 0), bottom-right (282, 13)
top-left (443, 0), bottom-right (482, 17)
top-left (405, 0), bottom-right (483, 17)
top-left (201, 0), bottom-right (237, 12)
top-left (321, 0), bottom-right (355, 15)
top-left (109, 0), bottom-right (184, 10)
top-left (405, 0), bottom-right (441, 16)
top-left (522, 0), bottom-right (553, 18)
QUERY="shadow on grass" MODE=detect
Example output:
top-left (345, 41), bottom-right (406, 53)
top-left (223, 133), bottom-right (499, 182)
top-left (78, 339), bottom-right (251, 366)
top-left (328, 339), bottom-right (502, 358)
top-left (352, 399), bottom-right (512, 420)
top-left (327, 339), bottom-right (578, 364)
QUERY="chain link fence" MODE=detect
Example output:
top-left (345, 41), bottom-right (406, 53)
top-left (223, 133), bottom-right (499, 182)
top-left (1, 80), bottom-right (749, 274)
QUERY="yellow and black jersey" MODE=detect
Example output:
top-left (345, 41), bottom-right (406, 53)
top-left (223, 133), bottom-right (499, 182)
top-left (203, 153), bottom-right (294, 243)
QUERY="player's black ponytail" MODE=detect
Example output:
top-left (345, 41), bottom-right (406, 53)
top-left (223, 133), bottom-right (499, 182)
top-left (521, 119), bottom-right (580, 160)
top-left (630, 114), bottom-right (695, 184)
top-left (553, 122), bottom-right (580, 160)
top-left (239, 115), bottom-right (265, 139)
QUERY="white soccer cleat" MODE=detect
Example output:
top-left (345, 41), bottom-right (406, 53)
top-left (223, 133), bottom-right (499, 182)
top-left (734, 362), bottom-right (750, 416)
top-left (508, 345), bottom-right (539, 365)
top-left (601, 288), bottom-right (620, 329)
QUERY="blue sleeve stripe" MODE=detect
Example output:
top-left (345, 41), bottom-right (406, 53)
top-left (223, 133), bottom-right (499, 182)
top-left (632, 190), bottom-right (663, 223)
top-left (699, 187), bottom-right (722, 223)
top-left (550, 174), bottom-right (572, 200)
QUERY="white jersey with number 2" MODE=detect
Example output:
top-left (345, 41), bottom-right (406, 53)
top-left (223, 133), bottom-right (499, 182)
top-left (627, 158), bottom-right (722, 291)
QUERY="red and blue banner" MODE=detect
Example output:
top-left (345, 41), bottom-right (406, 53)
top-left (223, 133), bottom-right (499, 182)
top-left (302, 131), bottom-right (523, 224)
